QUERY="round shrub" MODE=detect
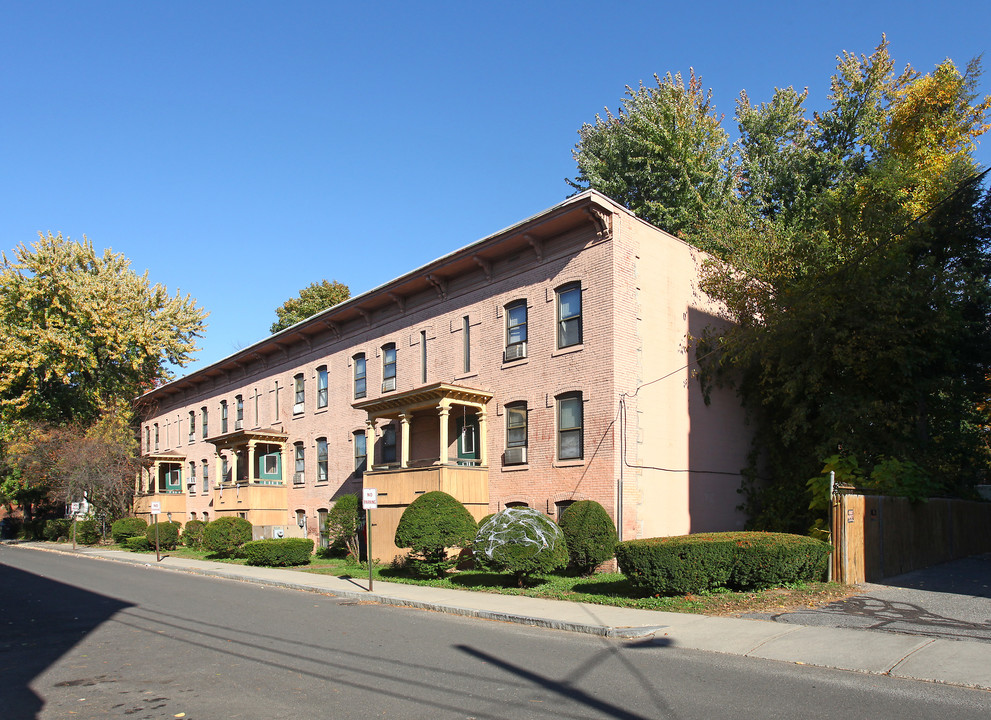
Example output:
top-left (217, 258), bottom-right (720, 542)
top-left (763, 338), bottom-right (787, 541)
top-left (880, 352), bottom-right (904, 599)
top-left (394, 491), bottom-right (477, 577)
top-left (74, 519), bottom-right (102, 545)
top-left (111, 517), bottom-right (148, 544)
top-left (473, 507), bottom-right (568, 586)
top-left (44, 518), bottom-right (72, 541)
top-left (125, 536), bottom-right (152, 551)
top-left (559, 500), bottom-right (618, 575)
top-left (183, 519), bottom-right (207, 547)
top-left (202, 516), bottom-right (253, 557)
top-left (324, 494), bottom-right (362, 559)
top-left (145, 521), bottom-right (181, 550)
top-left (242, 538), bottom-right (314, 566)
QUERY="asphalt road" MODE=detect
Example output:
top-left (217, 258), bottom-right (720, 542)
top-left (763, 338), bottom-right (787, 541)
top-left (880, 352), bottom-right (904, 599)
top-left (2, 545), bottom-right (989, 720)
top-left (742, 553), bottom-right (991, 642)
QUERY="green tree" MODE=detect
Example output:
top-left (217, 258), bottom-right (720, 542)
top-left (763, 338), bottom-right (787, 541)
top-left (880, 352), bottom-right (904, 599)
top-left (569, 69), bottom-right (737, 240)
top-left (574, 38), bottom-right (991, 533)
top-left (271, 279), bottom-right (350, 333)
top-left (324, 494), bottom-right (362, 559)
top-left (0, 232), bottom-right (207, 425)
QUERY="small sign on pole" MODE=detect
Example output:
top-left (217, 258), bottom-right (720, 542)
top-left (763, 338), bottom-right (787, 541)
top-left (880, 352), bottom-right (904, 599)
top-left (150, 502), bottom-right (162, 561)
top-left (363, 489), bottom-right (377, 591)
top-left (150, 501), bottom-right (162, 515)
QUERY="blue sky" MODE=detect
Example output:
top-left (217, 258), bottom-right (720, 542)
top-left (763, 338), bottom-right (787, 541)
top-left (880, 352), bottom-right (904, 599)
top-left (3, 1), bottom-right (990, 377)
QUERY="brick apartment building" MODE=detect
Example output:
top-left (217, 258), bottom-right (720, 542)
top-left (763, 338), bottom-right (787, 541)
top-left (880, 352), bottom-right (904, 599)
top-left (133, 190), bottom-right (750, 560)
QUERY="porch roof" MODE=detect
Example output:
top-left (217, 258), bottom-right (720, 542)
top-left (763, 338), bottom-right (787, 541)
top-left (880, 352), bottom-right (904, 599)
top-left (205, 428), bottom-right (289, 451)
top-left (351, 382), bottom-right (493, 419)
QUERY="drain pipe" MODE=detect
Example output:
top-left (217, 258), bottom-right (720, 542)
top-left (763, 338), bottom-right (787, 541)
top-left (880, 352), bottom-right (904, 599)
top-left (617, 396), bottom-right (624, 542)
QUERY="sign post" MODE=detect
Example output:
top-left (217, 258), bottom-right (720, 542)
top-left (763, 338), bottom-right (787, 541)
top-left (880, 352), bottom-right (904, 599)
top-left (70, 502), bottom-right (80, 550)
top-left (362, 489), bottom-right (378, 591)
top-left (150, 501), bottom-right (162, 562)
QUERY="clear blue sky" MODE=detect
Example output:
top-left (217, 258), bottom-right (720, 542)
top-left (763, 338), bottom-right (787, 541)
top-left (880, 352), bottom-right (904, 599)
top-left (3, 1), bottom-right (989, 377)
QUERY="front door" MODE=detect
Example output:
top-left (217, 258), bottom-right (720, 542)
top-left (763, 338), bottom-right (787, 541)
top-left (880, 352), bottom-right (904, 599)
top-left (456, 415), bottom-right (480, 466)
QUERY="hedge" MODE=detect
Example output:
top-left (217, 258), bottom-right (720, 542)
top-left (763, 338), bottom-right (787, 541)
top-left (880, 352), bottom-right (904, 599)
top-left (125, 536), bottom-right (152, 551)
top-left (615, 532), bottom-right (831, 595)
top-left (241, 538), bottom-right (314, 566)
top-left (202, 516), bottom-right (253, 557)
top-left (74, 519), bottom-right (102, 545)
top-left (111, 517), bottom-right (148, 544)
top-left (473, 507), bottom-right (568, 586)
top-left (44, 518), bottom-right (73, 542)
top-left (145, 521), bottom-right (182, 550)
top-left (183, 519), bottom-right (207, 547)
top-left (559, 500), bottom-right (617, 575)
top-left (395, 491), bottom-right (477, 577)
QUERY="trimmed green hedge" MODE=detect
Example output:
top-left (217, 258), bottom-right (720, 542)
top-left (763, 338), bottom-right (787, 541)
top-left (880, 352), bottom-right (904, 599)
top-left (111, 517), bottom-right (148, 544)
top-left (615, 532), bottom-right (831, 595)
top-left (473, 507), bottom-right (568, 585)
top-left (183, 520), bottom-right (207, 547)
top-left (44, 518), bottom-right (72, 541)
top-left (202, 516), bottom-right (253, 557)
top-left (559, 500), bottom-right (617, 575)
top-left (145, 521), bottom-right (182, 550)
top-left (125, 536), bottom-right (152, 551)
top-left (74, 519), bottom-right (102, 545)
top-left (241, 538), bottom-right (314, 566)
top-left (395, 491), bottom-right (477, 578)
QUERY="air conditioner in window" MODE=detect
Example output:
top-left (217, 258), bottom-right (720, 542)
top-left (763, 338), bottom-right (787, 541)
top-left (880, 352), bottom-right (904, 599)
top-left (187, 478), bottom-right (196, 486)
top-left (293, 472), bottom-right (304, 485)
top-left (504, 342), bottom-right (526, 362)
top-left (382, 376), bottom-right (396, 392)
top-left (504, 446), bottom-right (527, 465)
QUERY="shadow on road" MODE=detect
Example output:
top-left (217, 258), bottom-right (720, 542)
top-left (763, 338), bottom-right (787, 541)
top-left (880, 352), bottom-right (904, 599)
top-left (0, 561), bottom-right (134, 718)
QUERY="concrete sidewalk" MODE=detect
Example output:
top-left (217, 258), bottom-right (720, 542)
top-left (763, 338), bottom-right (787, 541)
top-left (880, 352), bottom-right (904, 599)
top-left (14, 541), bottom-right (991, 693)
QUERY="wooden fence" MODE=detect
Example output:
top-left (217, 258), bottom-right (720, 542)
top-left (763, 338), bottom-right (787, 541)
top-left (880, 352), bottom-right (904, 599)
top-left (832, 494), bottom-right (991, 583)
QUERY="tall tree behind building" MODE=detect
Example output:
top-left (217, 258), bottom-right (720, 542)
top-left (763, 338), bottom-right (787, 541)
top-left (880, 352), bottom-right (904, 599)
top-left (271, 279), bottom-right (350, 333)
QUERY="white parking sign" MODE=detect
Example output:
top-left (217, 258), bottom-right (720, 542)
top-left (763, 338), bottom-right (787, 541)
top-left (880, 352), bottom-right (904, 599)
top-left (362, 489), bottom-right (378, 510)
top-left (150, 501), bottom-right (162, 514)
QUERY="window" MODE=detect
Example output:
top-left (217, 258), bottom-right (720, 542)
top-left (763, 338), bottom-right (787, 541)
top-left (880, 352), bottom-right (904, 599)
top-left (145, 426), bottom-right (150, 452)
top-left (221, 400), bottom-right (228, 434)
top-left (381, 424), bottom-right (396, 464)
top-left (318, 508), bottom-right (329, 548)
top-left (154, 424), bottom-right (160, 451)
top-left (202, 512), bottom-right (208, 522)
top-left (382, 343), bottom-right (396, 392)
top-left (202, 459), bottom-right (209, 493)
top-left (505, 300), bottom-right (527, 360)
top-left (293, 374), bottom-right (304, 415)
top-left (505, 402), bottom-right (528, 465)
top-left (316, 437), bottom-right (328, 482)
top-left (221, 455), bottom-right (230, 482)
top-left (235, 395), bottom-right (244, 430)
top-left (201, 407), bottom-right (209, 438)
top-left (557, 283), bottom-right (582, 348)
top-left (316, 366), bottom-right (328, 409)
top-left (294, 442), bottom-right (305, 484)
top-left (557, 393), bottom-right (583, 460)
top-left (463, 316), bottom-right (471, 373)
top-left (555, 499), bottom-right (576, 521)
top-left (188, 411), bottom-right (195, 443)
top-left (296, 509), bottom-right (306, 529)
top-left (420, 330), bottom-right (427, 384)
top-left (354, 431), bottom-right (367, 474)
top-left (189, 462), bottom-right (196, 492)
top-left (353, 354), bottom-right (366, 399)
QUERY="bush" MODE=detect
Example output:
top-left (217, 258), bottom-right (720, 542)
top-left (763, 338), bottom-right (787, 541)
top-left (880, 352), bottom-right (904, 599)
top-left (21, 518), bottom-right (46, 540)
top-left (325, 494), bottom-right (362, 559)
top-left (473, 507), bottom-right (568, 586)
top-left (202, 516), bottom-right (253, 557)
top-left (559, 500), bottom-right (618, 575)
top-left (74, 519), bottom-right (102, 545)
top-left (111, 517), bottom-right (148, 544)
top-left (615, 532), bottom-right (831, 595)
top-left (145, 521), bottom-right (182, 550)
top-left (241, 538), bottom-right (314, 566)
top-left (125, 536), bottom-right (152, 551)
top-left (183, 520), bottom-right (207, 547)
top-left (394, 491), bottom-right (477, 578)
top-left (44, 518), bottom-right (72, 541)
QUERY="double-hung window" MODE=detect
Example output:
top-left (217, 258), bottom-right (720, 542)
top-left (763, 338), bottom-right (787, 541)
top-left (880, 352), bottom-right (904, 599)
top-left (316, 437), bottom-right (328, 482)
top-left (354, 354), bottom-right (366, 399)
top-left (189, 462), bottom-right (196, 493)
top-left (220, 401), bottom-right (228, 434)
top-left (382, 424), bottom-right (396, 464)
top-left (154, 424), bottom-right (159, 451)
top-left (354, 431), bottom-right (367, 475)
top-left (557, 283), bottom-right (582, 348)
top-left (505, 300), bottom-right (527, 361)
top-left (293, 374), bottom-right (305, 415)
top-left (317, 366), bottom-right (328, 409)
top-left (382, 343), bottom-right (396, 392)
top-left (235, 395), bottom-right (244, 430)
top-left (201, 407), bottom-right (208, 438)
top-left (557, 392), bottom-right (583, 461)
top-left (294, 442), bottom-right (305, 484)
top-left (505, 402), bottom-right (528, 465)
top-left (201, 459), bottom-right (209, 493)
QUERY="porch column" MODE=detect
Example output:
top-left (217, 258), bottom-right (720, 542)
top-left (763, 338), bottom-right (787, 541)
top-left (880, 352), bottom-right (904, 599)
top-left (280, 443), bottom-right (291, 484)
top-left (437, 403), bottom-right (450, 465)
top-left (153, 460), bottom-right (162, 493)
top-left (398, 413), bottom-right (411, 469)
top-left (365, 419), bottom-right (376, 470)
top-left (247, 440), bottom-right (257, 483)
top-left (214, 452), bottom-right (223, 487)
top-left (477, 407), bottom-right (488, 467)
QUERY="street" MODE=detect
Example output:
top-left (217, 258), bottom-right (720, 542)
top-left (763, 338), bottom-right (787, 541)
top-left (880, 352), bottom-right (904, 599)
top-left (1, 545), bottom-right (989, 719)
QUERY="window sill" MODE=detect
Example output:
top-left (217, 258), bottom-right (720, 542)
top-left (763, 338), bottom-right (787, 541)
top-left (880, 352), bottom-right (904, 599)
top-left (501, 464), bottom-right (529, 472)
top-left (501, 358), bottom-right (529, 369)
top-left (553, 459), bottom-right (586, 468)
top-left (551, 344), bottom-right (583, 358)
top-left (454, 371), bottom-right (478, 382)
top-left (314, 407), bottom-right (329, 415)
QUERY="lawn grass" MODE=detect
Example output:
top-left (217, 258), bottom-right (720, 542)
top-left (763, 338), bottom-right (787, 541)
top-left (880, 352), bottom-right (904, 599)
top-left (108, 542), bottom-right (852, 615)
